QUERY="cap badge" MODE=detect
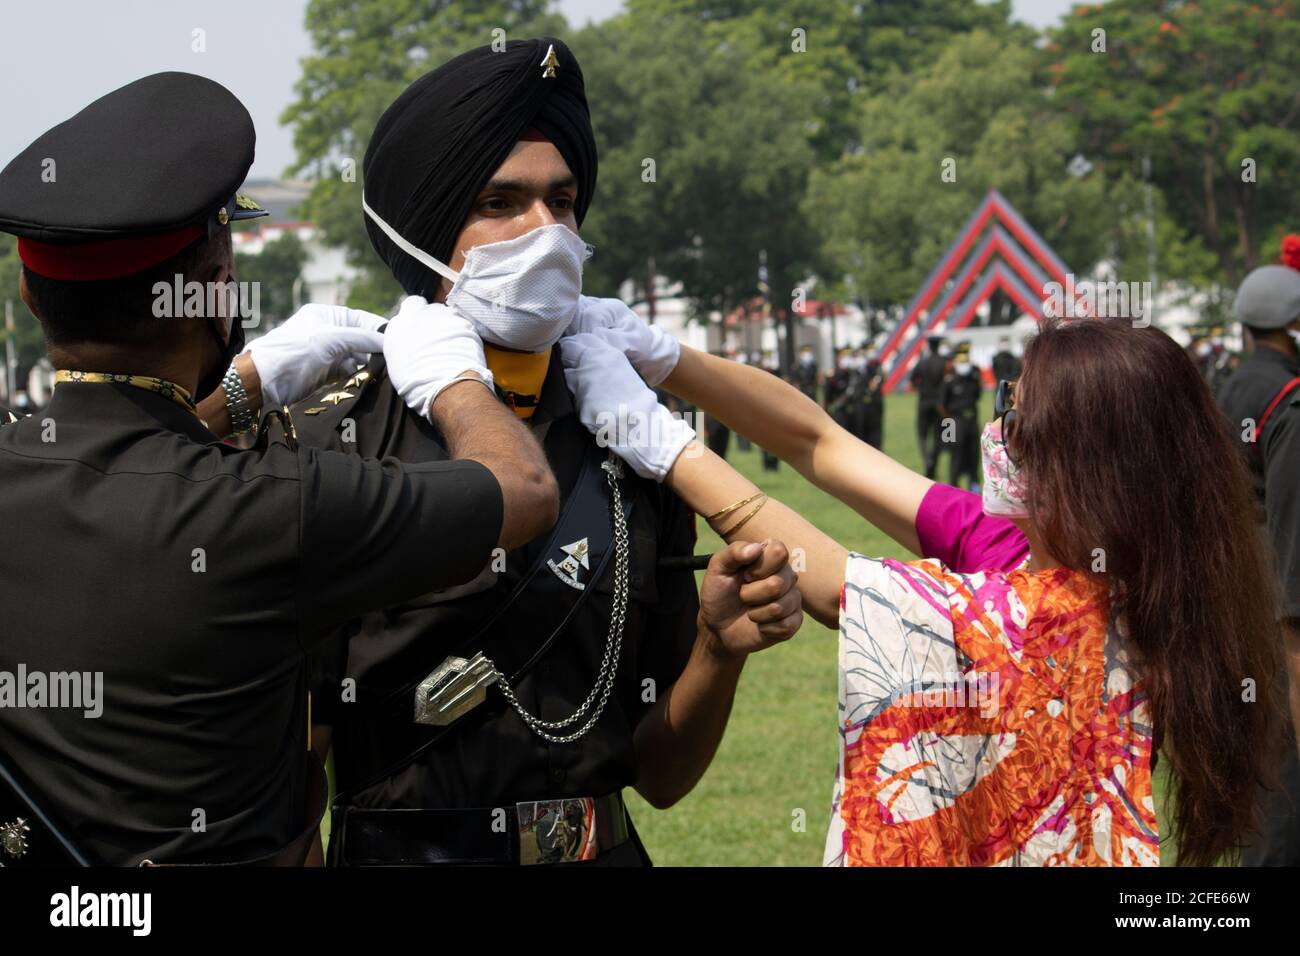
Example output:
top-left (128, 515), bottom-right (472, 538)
top-left (540, 44), bottom-right (560, 79)
top-left (1, 818), bottom-right (30, 860)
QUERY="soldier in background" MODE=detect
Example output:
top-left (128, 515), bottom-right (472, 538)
top-left (940, 342), bottom-right (982, 490)
top-left (760, 350), bottom-right (781, 471)
top-left (824, 347), bottom-right (854, 413)
top-left (858, 351), bottom-right (885, 451)
top-left (910, 335), bottom-right (947, 478)
top-left (1216, 260), bottom-right (1300, 866)
top-left (991, 335), bottom-right (1021, 384)
top-left (792, 344), bottom-right (818, 401)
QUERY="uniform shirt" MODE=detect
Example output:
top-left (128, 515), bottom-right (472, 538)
top-left (297, 352), bottom-right (701, 815)
top-left (991, 350), bottom-right (1021, 384)
top-left (911, 353), bottom-right (948, 406)
top-left (941, 369), bottom-right (982, 415)
top-left (1217, 345), bottom-right (1300, 620)
top-left (0, 381), bottom-right (502, 864)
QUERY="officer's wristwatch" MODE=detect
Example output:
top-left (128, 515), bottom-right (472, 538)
top-left (222, 363), bottom-right (257, 436)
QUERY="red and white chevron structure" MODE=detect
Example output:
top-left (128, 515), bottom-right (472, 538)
top-left (879, 190), bottom-right (1091, 393)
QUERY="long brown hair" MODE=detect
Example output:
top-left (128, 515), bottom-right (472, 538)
top-left (1014, 317), bottom-right (1282, 865)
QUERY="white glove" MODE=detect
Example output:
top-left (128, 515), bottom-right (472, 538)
top-left (566, 295), bottom-right (680, 387)
top-left (383, 295), bottom-right (494, 420)
top-left (560, 332), bottom-right (695, 482)
top-left (246, 303), bottom-right (386, 409)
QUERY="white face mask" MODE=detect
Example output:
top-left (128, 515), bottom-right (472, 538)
top-left (363, 193), bottom-right (591, 353)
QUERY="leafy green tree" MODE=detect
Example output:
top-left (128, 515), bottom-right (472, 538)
top-left (1047, 0), bottom-right (1300, 285)
top-left (804, 28), bottom-right (1214, 314)
top-left (571, 10), bottom-right (821, 331)
top-left (234, 231), bottom-right (309, 330)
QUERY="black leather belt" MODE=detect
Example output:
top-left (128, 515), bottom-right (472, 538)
top-left (332, 792), bottom-right (630, 866)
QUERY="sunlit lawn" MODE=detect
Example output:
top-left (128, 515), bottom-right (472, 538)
top-left (626, 390), bottom-right (1177, 866)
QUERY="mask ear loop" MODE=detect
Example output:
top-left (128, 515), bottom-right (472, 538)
top-left (361, 192), bottom-right (461, 286)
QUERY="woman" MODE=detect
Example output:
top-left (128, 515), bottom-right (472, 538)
top-left (561, 311), bottom-right (1281, 866)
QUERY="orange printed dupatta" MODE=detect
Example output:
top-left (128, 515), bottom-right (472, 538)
top-left (824, 555), bottom-right (1158, 867)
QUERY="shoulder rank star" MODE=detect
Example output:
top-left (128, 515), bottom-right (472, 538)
top-left (540, 43), bottom-right (560, 79)
top-left (548, 537), bottom-right (590, 590)
top-left (0, 818), bottom-right (30, 860)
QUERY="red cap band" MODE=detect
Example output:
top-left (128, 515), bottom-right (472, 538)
top-left (520, 126), bottom-right (550, 143)
top-left (17, 224), bottom-right (206, 281)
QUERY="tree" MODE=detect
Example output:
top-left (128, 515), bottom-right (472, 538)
top-left (234, 231), bottom-right (309, 331)
top-left (1047, 0), bottom-right (1300, 286)
top-left (803, 28), bottom-right (1214, 314)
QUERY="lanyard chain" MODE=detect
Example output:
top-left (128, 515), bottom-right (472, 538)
top-left (489, 455), bottom-right (630, 744)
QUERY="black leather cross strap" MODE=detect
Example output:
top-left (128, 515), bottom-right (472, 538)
top-left (334, 432), bottom-right (634, 802)
top-left (331, 792), bottom-right (630, 866)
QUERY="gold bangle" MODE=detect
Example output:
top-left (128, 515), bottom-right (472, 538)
top-left (720, 495), bottom-right (768, 538)
top-left (705, 491), bottom-right (764, 524)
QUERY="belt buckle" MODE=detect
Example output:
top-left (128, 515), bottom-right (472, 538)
top-left (515, 797), bottom-right (598, 865)
top-left (413, 652), bottom-right (498, 726)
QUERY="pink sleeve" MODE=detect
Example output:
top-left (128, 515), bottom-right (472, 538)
top-left (914, 483), bottom-right (1029, 573)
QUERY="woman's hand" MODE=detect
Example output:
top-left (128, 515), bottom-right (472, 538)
top-left (566, 295), bottom-right (680, 386)
top-left (559, 331), bottom-right (694, 480)
top-left (698, 539), bottom-right (804, 658)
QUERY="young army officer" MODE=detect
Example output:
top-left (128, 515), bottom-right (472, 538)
top-left (0, 72), bottom-right (559, 866)
top-left (294, 38), bottom-right (803, 866)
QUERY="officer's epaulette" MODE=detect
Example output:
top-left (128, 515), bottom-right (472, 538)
top-left (288, 362), bottom-right (378, 446)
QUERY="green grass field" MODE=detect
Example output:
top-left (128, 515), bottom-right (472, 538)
top-left (624, 390), bottom-right (1176, 866)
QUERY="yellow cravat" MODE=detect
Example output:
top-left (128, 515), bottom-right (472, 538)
top-left (484, 345), bottom-right (552, 419)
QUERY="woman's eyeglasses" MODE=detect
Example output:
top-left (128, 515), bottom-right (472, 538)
top-left (995, 379), bottom-right (1018, 457)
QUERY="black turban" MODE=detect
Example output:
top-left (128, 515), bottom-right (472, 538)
top-left (362, 36), bottom-right (597, 299)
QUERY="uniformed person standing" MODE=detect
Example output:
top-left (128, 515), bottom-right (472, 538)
top-left (294, 38), bottom-right (798, 867)
top-left (940, 343), bottom-right (982, 490)
top-left (0, 72), bottom-right (558, 866)
top-left (911, 335), bottom-right (947, 478)
top-left (792, 344), bottom-right (818, 402)
top-left (990, 335), bottom-right (1021, 384)
top-left (1216, 260), bottom-right (1300, 866)
top-left (859, 351), bottom-right (885, 451)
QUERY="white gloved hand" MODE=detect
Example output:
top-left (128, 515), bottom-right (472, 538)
top-left (560, 332), bottom-right (695, 482)
top-left (246, 303), bottom-right (386, 409)
top-left (566, 295), bottom-right (680, 386)
top-left (383, 295), bottom-right (494, 420)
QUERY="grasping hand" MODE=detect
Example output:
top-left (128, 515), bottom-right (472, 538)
top-left (698, 539), bottom-right (803, 658)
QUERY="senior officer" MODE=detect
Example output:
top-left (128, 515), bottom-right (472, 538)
top-left (0, 72), bottom-right (558, 866)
